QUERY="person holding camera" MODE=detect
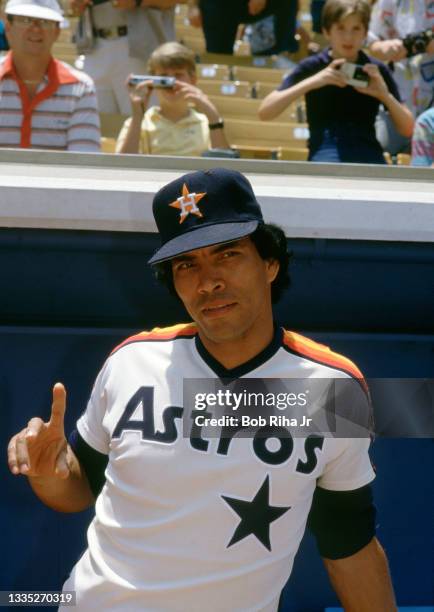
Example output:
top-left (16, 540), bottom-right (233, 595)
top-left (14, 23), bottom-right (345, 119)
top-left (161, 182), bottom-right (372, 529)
top-left (70, 0), bottom-right (186, 114)
top-left (258, 0), bottom-right (413, 164)
top-left (368, 0), bottom-right (434, 155)
top-left (116, 42), bottom-right (230, 155)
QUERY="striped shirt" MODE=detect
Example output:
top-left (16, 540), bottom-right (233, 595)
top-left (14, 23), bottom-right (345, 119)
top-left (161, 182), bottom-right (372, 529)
top-left (0, 52), bottom-right (100, 152)
top-left (411, 107), bottom-right (434, 167)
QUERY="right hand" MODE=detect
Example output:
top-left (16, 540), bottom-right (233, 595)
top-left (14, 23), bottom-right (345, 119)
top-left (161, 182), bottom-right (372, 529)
top-left (7, 383), bottom-right (69, 480)
top-left (126, 76), bottom-right (153, 114)
top-left (69, 0), bottom-right (92, 16)
top-left (310, 58), bottom-right (347, 89)
top-left (371, 39), bottom-right (406, 62)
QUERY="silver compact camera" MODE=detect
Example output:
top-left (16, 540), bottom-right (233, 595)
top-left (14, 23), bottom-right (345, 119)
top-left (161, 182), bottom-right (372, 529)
top-left (340, 62), bottom-right (369, 88)
top-left (128, 75), bottom-right (176, 88)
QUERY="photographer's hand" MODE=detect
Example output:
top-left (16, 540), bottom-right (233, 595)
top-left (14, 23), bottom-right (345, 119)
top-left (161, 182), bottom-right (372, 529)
top-left (259, 58), bottom-right (346, 121)
top-left (173, 81), bottom-right (230, 149)
top-left (369, 39), bottom-right (407, 62)
top-left (127, 77), bottom-right (153, 113)
top-left (355, 64), bottom-right (388, 100)
top-left (309, 58), bottom-right (347, 89)
top-left (356, 65), bottom-right (414, 138)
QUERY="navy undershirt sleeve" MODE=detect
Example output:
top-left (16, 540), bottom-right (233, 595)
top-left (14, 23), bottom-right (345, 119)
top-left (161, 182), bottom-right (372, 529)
top-left (69, 429), bottom-right (109, 499)
top-left (307, 484), bottom-right (377, 559)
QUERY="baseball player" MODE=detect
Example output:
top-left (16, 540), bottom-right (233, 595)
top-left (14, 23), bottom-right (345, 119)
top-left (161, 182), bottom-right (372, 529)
top-left (7, 168), bottom-right (397, 611)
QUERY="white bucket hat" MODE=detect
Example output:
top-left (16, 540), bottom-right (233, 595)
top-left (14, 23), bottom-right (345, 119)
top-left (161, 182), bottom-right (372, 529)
top-left (5, 0), bottom-right (64, 23)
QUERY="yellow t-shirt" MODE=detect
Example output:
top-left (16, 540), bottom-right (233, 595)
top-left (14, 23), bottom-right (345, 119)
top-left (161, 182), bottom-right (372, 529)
top-left (116, 106), bottom-right (211, 156)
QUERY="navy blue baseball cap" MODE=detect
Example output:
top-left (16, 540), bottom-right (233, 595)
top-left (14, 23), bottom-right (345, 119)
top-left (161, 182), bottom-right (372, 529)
top-left (148, 168), bottom-right (264, 264)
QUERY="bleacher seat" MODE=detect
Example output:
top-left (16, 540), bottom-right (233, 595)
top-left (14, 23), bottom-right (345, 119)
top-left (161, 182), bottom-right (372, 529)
top-left (207, 94), bottom-right (305, 123)
top-left (231, 65), bottom-right (287, 85)
top-left (198, 52), bottom-right (277, 69)
top-left (99, 113), bottom-right (128, 139)
top-left (197, 79), bottom-right (253, 98)
top-left (197, 64), bottom-right (230, 80)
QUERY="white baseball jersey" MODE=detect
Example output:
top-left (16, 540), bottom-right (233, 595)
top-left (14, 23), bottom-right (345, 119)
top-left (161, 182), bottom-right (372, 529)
top-left (63, 324), bottom-right (375, 612)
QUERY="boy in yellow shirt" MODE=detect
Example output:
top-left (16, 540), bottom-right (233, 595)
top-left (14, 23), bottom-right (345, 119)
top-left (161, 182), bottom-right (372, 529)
top-left (116, 42), bottom-right (229, 156)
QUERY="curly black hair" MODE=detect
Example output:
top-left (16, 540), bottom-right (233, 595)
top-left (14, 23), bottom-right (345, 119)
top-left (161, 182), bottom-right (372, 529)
top-left (153, 223), bottom-right (291, 304)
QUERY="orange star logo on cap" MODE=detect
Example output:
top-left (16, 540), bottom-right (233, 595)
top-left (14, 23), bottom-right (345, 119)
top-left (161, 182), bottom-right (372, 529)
top-left (169, 183), bottom-right (206, 224)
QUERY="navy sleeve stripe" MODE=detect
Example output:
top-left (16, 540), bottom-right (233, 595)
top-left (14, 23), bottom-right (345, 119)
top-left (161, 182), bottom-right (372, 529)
top-left (69, 429), bottom-right (109, 499)
top-left (307, 484), bottom-right (377, 559)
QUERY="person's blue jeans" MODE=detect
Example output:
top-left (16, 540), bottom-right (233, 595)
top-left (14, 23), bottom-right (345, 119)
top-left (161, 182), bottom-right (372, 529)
top-left (309, 128), bottom-right (386, 164)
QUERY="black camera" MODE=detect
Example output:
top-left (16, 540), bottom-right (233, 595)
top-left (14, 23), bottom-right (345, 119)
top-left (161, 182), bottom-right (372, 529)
top-left (402, 28), bottom-right (433, 58)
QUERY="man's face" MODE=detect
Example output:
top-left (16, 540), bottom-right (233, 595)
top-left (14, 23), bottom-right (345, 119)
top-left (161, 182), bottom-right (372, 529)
top-left (323, 13), bottom-right (367, 62)
top-left (5, 15), bottom-right (60, 58)
top-left (171, 237), bottom-right (279, 345)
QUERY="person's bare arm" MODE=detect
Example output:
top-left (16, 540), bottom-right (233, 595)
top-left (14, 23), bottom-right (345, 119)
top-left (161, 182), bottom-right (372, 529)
top-left (258, 58), bottom-right (346, 121)
top-left (369, 39), bottom-right (407, 63)
top-left (7, 383), bottom-right (94, 513)
top-left (175, 81), bottom-right (230, 149)
top-left (323, 537), bottom-right (397, 612)
top-left (117, 79), bottom-right (152, 154)
top-left (357, 64), bottom-right (414, 137)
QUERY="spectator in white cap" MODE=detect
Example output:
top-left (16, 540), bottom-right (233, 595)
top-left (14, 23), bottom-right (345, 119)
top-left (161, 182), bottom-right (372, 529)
top-left (0, 0), bottom-right (101, 151)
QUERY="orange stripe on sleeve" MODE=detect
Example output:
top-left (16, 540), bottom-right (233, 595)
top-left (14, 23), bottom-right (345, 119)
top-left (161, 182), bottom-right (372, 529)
top-left (110, 322), bottom-right (197, 355)
top-left (282, 330), bottom-right (368, 392)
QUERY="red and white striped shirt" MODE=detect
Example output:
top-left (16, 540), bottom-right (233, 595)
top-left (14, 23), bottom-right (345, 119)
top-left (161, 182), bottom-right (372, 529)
top-left (0, 52), bottom-right (100, 152)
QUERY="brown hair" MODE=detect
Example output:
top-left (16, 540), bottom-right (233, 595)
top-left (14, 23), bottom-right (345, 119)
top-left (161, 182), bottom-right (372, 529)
top-left (148, 42), bottom-right (196, 75)
top-left (321, 0), bottom-right (371, 32)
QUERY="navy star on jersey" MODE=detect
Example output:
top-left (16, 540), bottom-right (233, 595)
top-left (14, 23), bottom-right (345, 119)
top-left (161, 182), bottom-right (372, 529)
top-left (222, 475), bottom-right (291, 551)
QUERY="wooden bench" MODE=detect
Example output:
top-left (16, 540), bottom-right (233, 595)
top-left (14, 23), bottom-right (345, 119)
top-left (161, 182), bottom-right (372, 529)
top-left (196, 64), bottom-right (230, 80)
top-left (223, 118), bottom-right (309, 148)
top-left (231, 65), bottom-right (287, 85)
top-left (99, 113), bottom-right (129, 139)
top-left (197, 79), bottom-right (253, 98)
top-left (208, 94), bottom-right (306, 123)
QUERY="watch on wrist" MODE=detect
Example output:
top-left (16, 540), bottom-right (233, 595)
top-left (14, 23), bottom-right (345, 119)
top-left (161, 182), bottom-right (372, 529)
top-left (208, 119), bottom-right (224, 130)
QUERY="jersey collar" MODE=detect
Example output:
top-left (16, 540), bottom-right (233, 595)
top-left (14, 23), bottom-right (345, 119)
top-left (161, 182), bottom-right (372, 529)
top-left (195, 326), bottom-right (283, 378)
top-left (0, 52), bottom-right (79, 85)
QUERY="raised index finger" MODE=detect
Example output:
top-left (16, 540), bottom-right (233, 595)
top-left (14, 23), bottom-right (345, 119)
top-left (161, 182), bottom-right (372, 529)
top-left (49, 382), bottom-right (66, 432)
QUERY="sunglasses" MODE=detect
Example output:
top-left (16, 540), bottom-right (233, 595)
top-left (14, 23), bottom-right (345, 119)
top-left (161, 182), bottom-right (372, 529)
top-left (9, 15), bottom-right (58, 29)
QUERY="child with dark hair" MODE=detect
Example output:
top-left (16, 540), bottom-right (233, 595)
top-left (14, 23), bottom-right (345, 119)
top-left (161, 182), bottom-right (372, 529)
top-left (259, 0), bottom-right (414, 164)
